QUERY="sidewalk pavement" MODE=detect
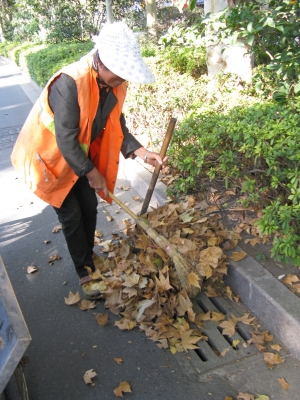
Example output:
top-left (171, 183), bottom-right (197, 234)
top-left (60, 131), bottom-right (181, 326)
top-left (1, 55), bottom-right (300, 400)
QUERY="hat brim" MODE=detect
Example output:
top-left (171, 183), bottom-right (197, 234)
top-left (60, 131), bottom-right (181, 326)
top-left (100, 52), bottom-right (155, 84)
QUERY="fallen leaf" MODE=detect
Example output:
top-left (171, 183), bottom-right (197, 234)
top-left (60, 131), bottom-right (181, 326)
top-left (188, 272), bottom-right (201, 288)
top-left (211, 312), bottom-right (225, 322)
top-left (115, 318), bottom-right (136, 330)
top-left (78, 299), bottom-right (97, 310)
top-left (278, 377), bottom-right (289, 390)
top-left (270, 344), bottom-right (282, 352)
top-left (83, 369), bottom-right (97, 386)
top-left (232, 339), bottom-right (240, 348)
top-left (256, 396), bottom-right (270, 400)
top-left (94, 313), bottom-right (109, 326)
top-left (43, 240), bottom-right (51, 244)
top-left (224, 397), bottom-right (233, 400)
top-left (219, 317), bottom-right (237, 337)
top-left (238, 313), bottom-right (256, 325)
top-left (284, 274), bottom-right (300, 285)
top-left (106, 215), bottom-right (113, 222)
top-left (95, 230), bottom-right (103, 238)
top-left (220, 348), bottom-right (229, 357)
top-left (236, 393), bottom-right (255, 400)
top-left (132, 196), bottom-right (141, 202)
top-left (113, 381), bottom-right (132, 397)
top-left (27, 265), bottom-right (37, 274)
top-left (263, 352), bottom-right (284, 369)
top-left (48, 254), bottom-right (62, 263)
top-left (64, 291), bottom-right (81, 305)
top-left (180, 330), bottom-right (201, 352)
top-left (230, 250), bottom-right (247, 261)
top-left (52, 225), bottom-right (62, 233)
top-left (114, 357), bottom-right (123, 364)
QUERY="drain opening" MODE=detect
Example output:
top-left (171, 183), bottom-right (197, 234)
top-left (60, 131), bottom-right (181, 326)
top-left (209, 297), bottom-right (228, 315)
top-left (195, 298), bottom-right (209, 313)
top-left (195, 348), bottom-right (208, 362)
top-left (200, 331), bottom-right (221, 356)
top-left (236, 326), bottom-right (251, 341)
top-left (217, 327), bottom-right (239, 350)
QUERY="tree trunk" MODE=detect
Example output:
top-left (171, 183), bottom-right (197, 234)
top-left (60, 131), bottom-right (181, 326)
top-left (146, 0), bottom-right (157, 27)
top-left (106, 0), bottom-right (113, 24)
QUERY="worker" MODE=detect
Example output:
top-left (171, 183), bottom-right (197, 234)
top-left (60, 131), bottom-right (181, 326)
top-left (11, 21), bottom-right (167, 298)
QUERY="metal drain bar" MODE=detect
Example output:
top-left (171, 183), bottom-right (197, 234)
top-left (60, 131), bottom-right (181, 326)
top-left (176, 292), bottom-right (260, 377)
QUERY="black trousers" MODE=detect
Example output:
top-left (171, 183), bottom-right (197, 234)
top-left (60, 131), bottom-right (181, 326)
top-left (53, 176), bottom-right (98, 279)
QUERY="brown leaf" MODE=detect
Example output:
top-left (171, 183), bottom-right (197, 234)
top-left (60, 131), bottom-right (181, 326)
top-left (205, 286), bottom-right (219, 297)
top-left (220, 348), bottom-right (229, 357)
top-left (244, 237), bottom-right (261, 247)
top-left (64, 291), bottom-right (81, 305)
top-left (114, 357), bottom-right (123, 364)
top-left (180, 330), bottom-right (201, 352)
top-left (238, 313), bottom-right (255, 325)
top-left (52, 224), bottom-right (62, 233)
top-left (83, 369), bottom-right (97, 386)
top-left (263, 352), bottom-right (284, 369)
top-left (284, 274), bottom-right (300, 285)
top-left (187, 272), bottom-right (201, 288)
top-left (27, 265), bottom-right (38, 274)
top-left (78, 299), bottom-right (97, 310)
top-left (115, 318), bottom-right (136, 330)
top-left (114, 381), bottom-right (132, 397)
top-left (48, 254), bottom-right (62, 263)
top-left (94, 313), bottom-right (109, 326)
top-left (270, 344), bottom-right (282, 352)
top-left (211, 312), bottom-right (225, 322)
top-left (236, 393), bottom-right (255, 400)
top-left (278, 377), bottom-right (289, 390)
top-left (219, 317), bottom-right (237, 337)
top-left (230, 250), bottom-right (247, 261)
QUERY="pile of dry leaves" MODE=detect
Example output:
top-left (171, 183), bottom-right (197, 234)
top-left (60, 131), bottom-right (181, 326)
top-left (70, 195), bottom-right (263, 354)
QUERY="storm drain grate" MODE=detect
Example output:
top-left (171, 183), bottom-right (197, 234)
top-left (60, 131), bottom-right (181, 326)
top-left (176, 292), bottom-right (260, 375)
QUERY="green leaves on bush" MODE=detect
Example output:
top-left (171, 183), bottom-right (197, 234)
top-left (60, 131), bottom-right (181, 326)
top-left (26, 41), bottom-right (94, 87)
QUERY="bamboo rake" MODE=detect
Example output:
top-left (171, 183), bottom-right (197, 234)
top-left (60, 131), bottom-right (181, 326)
top-left (109, 191), bottom-right (200, 298)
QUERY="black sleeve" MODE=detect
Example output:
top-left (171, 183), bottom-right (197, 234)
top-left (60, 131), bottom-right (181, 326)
top-left (120, 113), bottom-right (143, 158)
top-left (48, 74), bottom-right (95, 176)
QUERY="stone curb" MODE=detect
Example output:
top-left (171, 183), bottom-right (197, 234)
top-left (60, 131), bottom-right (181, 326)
top-left (122, 164), bottom-right (300, 360)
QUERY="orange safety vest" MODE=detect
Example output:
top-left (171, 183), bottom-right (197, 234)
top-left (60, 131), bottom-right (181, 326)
top-left (11, 55), bottom-right (126, 208)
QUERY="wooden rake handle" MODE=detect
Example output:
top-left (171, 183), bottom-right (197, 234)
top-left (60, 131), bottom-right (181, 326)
top-left (140, 118), bottom-right (177, 215)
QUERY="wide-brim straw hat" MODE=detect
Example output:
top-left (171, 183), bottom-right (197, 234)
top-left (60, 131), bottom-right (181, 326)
top-left (93, 22), bottom-right (155, 84)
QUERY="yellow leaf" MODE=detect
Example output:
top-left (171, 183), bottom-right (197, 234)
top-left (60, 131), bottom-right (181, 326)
top-left (232, 339), bottom-right (240, 348)
top-left (230, 250), bottom-right (247, 261)
top-left (114, 381), bottom-right (132, 397)
top-left (188, 272), bottom-right (201, 288)
top-left (83, 369), bottom-right (97, 386)
top-left (94, 313), bottom-right (109, 326)
top-left (114, 357), bottom-right (123, 364)
top-left (64, 291), bottom-right (81, 305)
top-left (278, 377), bottom-right (289, 390)
top-left (256, 396), bottom-right (270, 400)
